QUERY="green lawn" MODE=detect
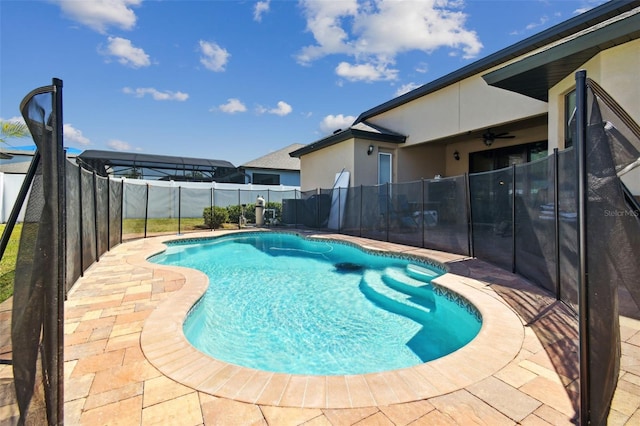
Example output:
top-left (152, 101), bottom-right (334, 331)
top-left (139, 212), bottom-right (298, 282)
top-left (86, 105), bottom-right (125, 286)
top-left (0, 223), bottom-right (20, 303)
top-left (0, 217), bottom-right (230, 303)
top-left (122, 217), bottom-right (214, 237)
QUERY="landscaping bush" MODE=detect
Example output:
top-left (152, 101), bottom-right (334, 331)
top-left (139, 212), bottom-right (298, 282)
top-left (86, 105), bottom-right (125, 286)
top-left (205, 202), bottom-right (283, 227)
top-left (203, 206), bottom-right (229, 229)
top-left (227, 204), bottom-right (254, 224)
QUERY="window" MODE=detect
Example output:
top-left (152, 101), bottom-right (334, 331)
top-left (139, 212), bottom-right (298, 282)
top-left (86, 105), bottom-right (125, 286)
top-left (252, 173), bottom-right (280, 185)
top-left (469, 141), bottom-right (548, 173)
top-left (378, 152), bottom-right (392, 185)
top-left (565, 89), bottom-right (576, 148)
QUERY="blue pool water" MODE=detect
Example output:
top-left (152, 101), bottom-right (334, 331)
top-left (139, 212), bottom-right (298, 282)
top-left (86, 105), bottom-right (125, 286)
top-left (149, 232), bottom-right (481, 375)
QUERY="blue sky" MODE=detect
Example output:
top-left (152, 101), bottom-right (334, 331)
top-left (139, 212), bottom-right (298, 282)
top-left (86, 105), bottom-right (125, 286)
top-left (1, 0), bottom-right (607, 166)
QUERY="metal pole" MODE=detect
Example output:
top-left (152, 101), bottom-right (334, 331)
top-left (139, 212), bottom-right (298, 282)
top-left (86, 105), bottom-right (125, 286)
top-left (359, 185), bottom-right (363, 237)
top-left (53, 77), bottom-right (65, 425)
top-left (511, 164), bottom-right (517, 273)
top-left (386, 183), bottom-right (390, 242)
top-left (107, 177), bottom-right (111, 251)
top-left (178, 186), bottom-right (182, 235)
top-left (144, 183), bottom-right (149, 238)
top-left (575, 69), bottom-right (590, 425)
top-left (210, 186), bottom-right (214, 230)
top-left (93, 171), bottom-right (99, 262)
top-left (553, 148), bottom-right (561, 300)
top-left (119, 179), bottom-right (124, 244)
top-left (78, 163), bottom-right (84, 275)
top-left (338, 187), bottom-right (342, 232)
top-left (421, 178), bottom-right (425, 248)
top-left (465, 173), bottom-right (474, 257)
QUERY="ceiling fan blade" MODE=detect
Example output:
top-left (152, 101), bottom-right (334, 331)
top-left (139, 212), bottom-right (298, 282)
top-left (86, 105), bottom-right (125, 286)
top-left (496, 134), bottom-right (515, 139)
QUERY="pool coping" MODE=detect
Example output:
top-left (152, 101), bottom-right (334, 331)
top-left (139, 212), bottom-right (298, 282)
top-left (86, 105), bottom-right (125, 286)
top-left (136, 229), bottom-right (525, 409)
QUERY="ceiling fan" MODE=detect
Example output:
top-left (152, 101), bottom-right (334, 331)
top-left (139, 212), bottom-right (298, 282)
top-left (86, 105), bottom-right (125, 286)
top-left (482, 129), bottom-right (515, 146)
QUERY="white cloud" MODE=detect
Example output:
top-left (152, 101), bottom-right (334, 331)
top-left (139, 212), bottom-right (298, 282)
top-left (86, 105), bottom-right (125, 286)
top-left (254, 0), bottom-right (270, 22)
top-left (64, 123), bottom-right (91, 146)
top-left (297, 0), bottom-right (482, 82)
top-left (123, 87), bottom-right (189, 101)
top-left (319, 114), bottom-right (356, 134)
top-left (525, 16), bottom-right (549, 31)
top-left (258, 101), bottom-right (293, 116)
top-left (394, 82), bottom-right (421, 97)
top-left (336, 62), bottom-right (397, 82)
top-left (199, 40), bottom-right (230, 72)
top-left (106, 139), bottom-right (133, 151)
top-left (55, 0), bottom-right (141, 34)
top-left (101, 36), bottom-right (151, 68)
top-left (218, 98), bottom-right (247, 114)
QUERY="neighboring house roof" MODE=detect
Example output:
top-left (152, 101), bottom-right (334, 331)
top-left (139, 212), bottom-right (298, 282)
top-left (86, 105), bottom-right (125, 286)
top-left (354, 0), bottom-right (640, 122)
top-left (241, 143), bottom-right (305, 171)
top-left (289, 122), bottom-right (406, 158)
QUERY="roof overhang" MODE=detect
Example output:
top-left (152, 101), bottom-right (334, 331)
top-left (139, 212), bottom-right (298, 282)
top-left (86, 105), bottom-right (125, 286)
top-left (483, 8), bottom-right (640, 101)
top-left (289, 122), bottom-right (406, 158)
top-left (354, 1), bottom-right (640, 123)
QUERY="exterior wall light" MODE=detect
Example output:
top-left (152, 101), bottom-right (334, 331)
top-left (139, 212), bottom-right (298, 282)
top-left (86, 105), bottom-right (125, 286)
top-left (367, 145), bottom-right (375, 155)
top-left (453, 150), bottom-right (460, 161)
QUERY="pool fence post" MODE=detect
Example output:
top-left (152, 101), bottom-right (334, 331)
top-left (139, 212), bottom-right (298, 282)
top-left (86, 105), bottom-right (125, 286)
top-left (575, 68), bottom-right (590, 425)
top-left (421, 178), bottom-right (425, 248)
top-left (210, 185), bottom-right (214, 230)
top-left (78, 164), bottom-right (85, 274)
top-left (553, 148), bottom-right (561, 300)
top-left (511, 164), bottom-right (516, 273)
top-left (178, 185), bottom-right (182, 235)
top-left (119, 178), bottom-right (124, 244)
top-left (106, 175), bottom-right (111, 251)
top-left (93, 171), bottom-right (99, 262)
top-left (465, 173), bottom-right (474, 258)
top-left (144, 183), bottom-right (149, 238)
top-left (53, 77), bottom-right (65, 424)
top-left (359, 185), bottom-right (363, 237)
top-left (386, 182), bottom-right (390, 242)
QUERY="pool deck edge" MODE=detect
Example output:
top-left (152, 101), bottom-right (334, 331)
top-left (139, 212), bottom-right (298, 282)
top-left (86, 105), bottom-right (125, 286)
top-left (138, 230), bottom-right (525, 409)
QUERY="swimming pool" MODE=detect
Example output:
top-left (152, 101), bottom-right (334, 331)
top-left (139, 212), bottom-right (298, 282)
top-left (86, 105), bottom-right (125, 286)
top-left (149, 232), bottom-right (482, 375)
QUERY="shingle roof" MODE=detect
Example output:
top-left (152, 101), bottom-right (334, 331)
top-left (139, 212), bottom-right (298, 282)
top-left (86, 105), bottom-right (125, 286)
top-left (240, 143), bottom-right (306, 170)
top-left (288, 122), bottom-right (406, 158)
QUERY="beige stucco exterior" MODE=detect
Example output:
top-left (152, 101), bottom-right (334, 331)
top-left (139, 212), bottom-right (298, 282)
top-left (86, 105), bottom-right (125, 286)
top-left (297, 13), bottom-right (639, 195)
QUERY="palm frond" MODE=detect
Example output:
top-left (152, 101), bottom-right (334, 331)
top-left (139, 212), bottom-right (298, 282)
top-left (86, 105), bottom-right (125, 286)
top-left (0, 120), bottom-right (30, 143)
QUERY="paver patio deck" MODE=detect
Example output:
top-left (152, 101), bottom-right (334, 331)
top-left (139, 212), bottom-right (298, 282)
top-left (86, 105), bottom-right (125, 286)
top-left (1, 229), bottom-right (639, 425)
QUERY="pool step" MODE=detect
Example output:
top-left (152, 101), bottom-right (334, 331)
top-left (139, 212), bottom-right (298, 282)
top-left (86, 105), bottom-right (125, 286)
top-left (382, 267), bottom-right (435, 306)
top-left (359, 271), bottom-right (433, 323)
top-left (405, 263), bottom-right (440, 283)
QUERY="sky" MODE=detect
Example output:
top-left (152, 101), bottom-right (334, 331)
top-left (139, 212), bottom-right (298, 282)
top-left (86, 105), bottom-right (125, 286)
top-left (0, 0), bottom-right (609, 166)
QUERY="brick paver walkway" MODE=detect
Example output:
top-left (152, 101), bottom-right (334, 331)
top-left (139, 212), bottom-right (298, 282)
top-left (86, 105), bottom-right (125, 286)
top-left (1, 230), bottom-right (639, 425)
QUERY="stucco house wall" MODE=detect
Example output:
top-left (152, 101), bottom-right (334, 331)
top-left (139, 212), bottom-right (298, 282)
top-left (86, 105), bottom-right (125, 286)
top-left (299, 140), bottom-right (355, 191)
top-left (366, 75), bottom-right (547, 149)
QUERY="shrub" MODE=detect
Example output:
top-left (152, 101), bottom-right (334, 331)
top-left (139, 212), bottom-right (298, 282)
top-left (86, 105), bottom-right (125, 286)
top-left (227, 204), bottom-right (255, 224)
top-left (203, 206), bottom-right (229, 229)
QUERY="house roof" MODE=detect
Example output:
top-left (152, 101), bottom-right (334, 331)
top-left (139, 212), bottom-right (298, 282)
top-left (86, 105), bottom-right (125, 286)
top-left (289, 122), bottom-right (406, 158)
top-left (354, 0), bottom-right (640, 122)
top-left (483, 5), bottom-right (640, 101)
top-left (240, 143), bottom-right (305, 170)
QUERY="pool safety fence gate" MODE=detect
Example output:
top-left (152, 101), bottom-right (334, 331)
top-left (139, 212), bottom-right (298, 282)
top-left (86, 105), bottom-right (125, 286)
top-left (3, 72), bottom-right (639, 424)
